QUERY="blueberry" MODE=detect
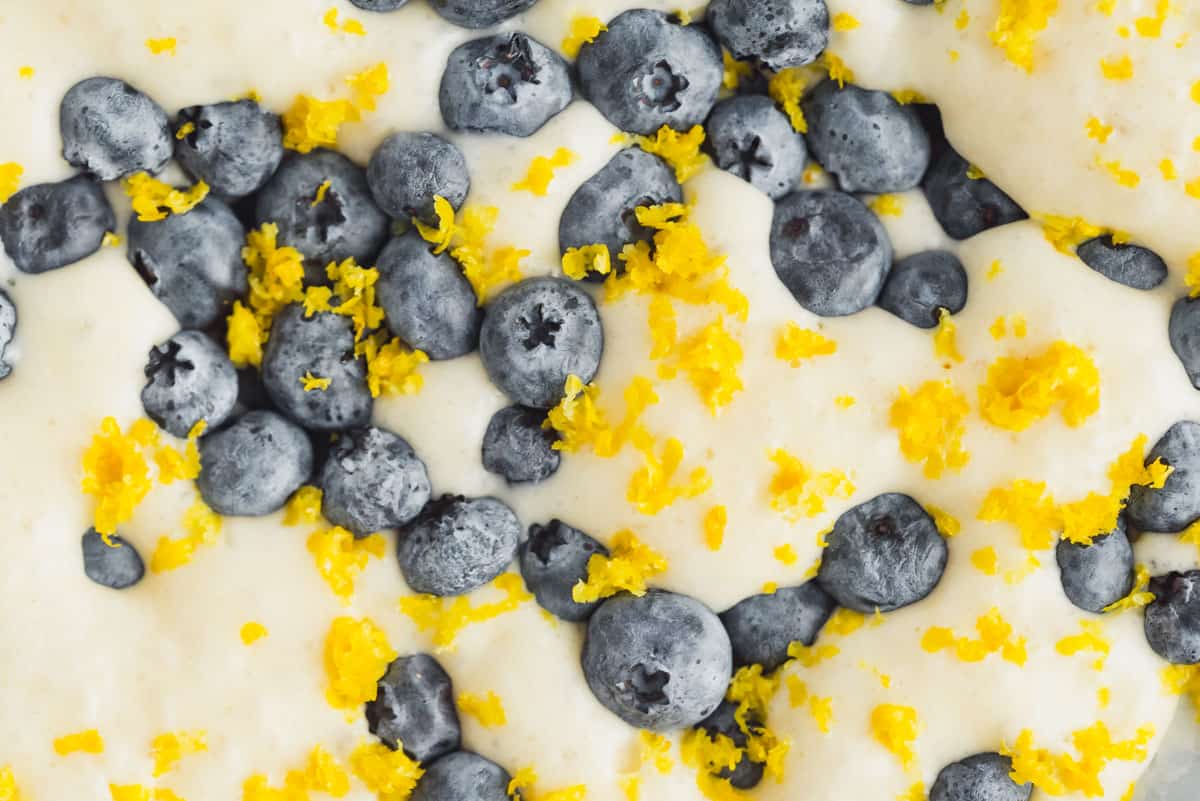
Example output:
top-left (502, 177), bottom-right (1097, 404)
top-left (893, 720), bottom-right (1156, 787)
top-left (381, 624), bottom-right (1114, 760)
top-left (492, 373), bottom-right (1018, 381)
top-left (197, 410), bottom-right (314, 516)
top-left (81, 529), bottom-right (145, 590)
top-left (351, 0), bottom-right (410, 9)
top-left (318, 426), bottom-right (432, 537)
top-left (0, 290), bottom-right (15, 380)
top-left (718, 581), bottom-right (836, 672)
top-left (175, 100), bottom-right (283, 200)
top-left (440, 33), bottom-right (572, 138)
top-left (922, 146), bottom-right (1027, 240)
top-left (482, 406), bottom-right (561, 484)
top-left (582, 589), bottom-right (732, 731)
top-left (375, 231), bottom-right (481, 360)
top-left (1055, 524), bottom-right (1135, 614)
top-left (694, 700), bottom-right (765, 790)
top-left (479, 277), bottom-right (603, 408)
top-left (877, 250), bottom-right (968, 329)
top-left (59, 77), bottom-right (171, 181)
top-left (705, 96), bottom-right (807, 200)
top-left (261, 304), bottom-right (374, 432)
top-left (1075, 236), bottom-right (1167, 291)
top-left (817, 493), bottom-right (947, 612)
top-left (127, 197), bottom-right (248, 329)
top-left (141, 330), bottom-right (239, 438)
top-left (930, 753), bottom-right (1032, 801)
top-left (770, 190), bottom-right (893, 317)
top-left (707, 0), bottom-right (830, 71)
top-left (428, 0), bottom-right (538, 28)
top-left (577, 10), bottom-right (723, 136)
top-left (1144, 571), bottom-right (1200, 664)
top-left (519, 519), bottom-right (607, 621)
top-left (902, 0), bottom-right (935, 4)
top-left (411, 752), bottom-right (512, 801)
top-left (1126, 421), bottom-right (1200, 533)
top-left (1169, 297), bottom-right (1200, 390)
top-left (0, 176), bottom-right (114, 274)
top-left (367, 133), bottom-right (470, 223)
top-left (365, 654), bottom-right (461, 762)
top-left (397, 495), bottom-right (521, 596)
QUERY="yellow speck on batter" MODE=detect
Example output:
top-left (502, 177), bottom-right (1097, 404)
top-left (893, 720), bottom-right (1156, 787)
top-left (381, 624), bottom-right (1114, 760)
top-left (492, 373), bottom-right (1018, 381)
top-left (151, 731), bottom-right (207, 777)
top-left (832, 12), bottom-right (860, 31)
top-left (240, 621), bottom-right (268, 645)
top-left (562, 15), bottom-right (607, 58)
top-left (1099, 54), bottom-right (1133, 80)
top-left (308, 527), bottom-right (387, 603)
top-left (703, 505), bottom-right (727, 550)
top-left (512, 148), bottom-right (577, 195)
top-left (870, 704), bottom-right (921, 771)
top-left (574, 530), bottom-right (668, 603)
top-left (458, 691), bottom-right (507, 727)
top-left (775, 322), bottom-right (837, 366)
top-left (146, 37), bottom-right (177, 55)
top-left (768, 449), bottom-right (856, 521)
top-left (53, 729), bottom-right (104, 756)
top-left (124, 173), bottom-right (209, 222)
top-left (889, 380), bottom-right (971, 479)
top-left (323, 616), bottom-right (396, 714)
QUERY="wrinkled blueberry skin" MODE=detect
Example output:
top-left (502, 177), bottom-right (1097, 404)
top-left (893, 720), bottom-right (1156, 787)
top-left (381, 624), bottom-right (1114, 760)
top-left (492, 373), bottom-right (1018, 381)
top-left (770, 190), bottom-right (893, 317)
top-left (375, 232), bottom-right (481, 360)
top-left (818, 493), bottom-right (947, 612)
top-left (175, 100), bottom-right (283, 200)
top-left (1075, 236), bottom-right (1167, 291)
top-left (440, 33), bottom-right (572, 138)
top-left (141, 330), bottom-right (239, 438)
top-left (60, 77), bottom-right (171, 181)
top-left (1126, 421), bottom-right (1200, 533)
top-left (127, 197), bottom-right (248, 329)
top-left (482, 406), bottom-right (561, 485)
top-left (479, 277), bottom-right (604, 409)
top-left (706, 95), bottom-right (807, 200)
top-left (1055, 524), bottom-right (1135, 614)
top-left (397, 495), bottom-right (522, 596)
top-left (412, 752), bottom-right (513, 801)
top-left (0, 290), bottom-right (15, 380)
top-left (1144, 571), bottom-right (1200, 665)
top-left (877, 250), bottom-right (968, 329)
top-left (707, 0), bottom-right (830, 71)
top-left (428, 0), bottom-right (538, 28)
top-left (368, 132), bottom-right (470, 223)
top-left (366, 654), bottom-right (461, 762)
top-left (582, 590), bottom-right (732, 731)
top-left (319, 426), bottom-right (432, 538)
top-left (0, 176), bottom-right (114, 274)
top-left (719, 581), bottom-right (836, 672)
top-left (930, 753), bottom-right (1033, 801)
top-left (519, 519), bottom-right (607, 621)
top-left (82, 529), bottom-right (145, 590)
top-left (197, 410), bottom-right (314, 516)
top-left (351, 0), bottom-right (410, 10)
top-left (577, 10), bottom-right (723, 136)
top-left (695, 700), bottom-right (765, 789)
top-left (922, 147), bottom-right (1027, 240)
top-left (1169, 297), bottom-right (1200, 390)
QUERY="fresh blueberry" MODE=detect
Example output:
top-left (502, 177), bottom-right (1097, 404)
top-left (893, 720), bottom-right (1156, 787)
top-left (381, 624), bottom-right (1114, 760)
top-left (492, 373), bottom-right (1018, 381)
top-left (411, 752), bottom-right (512, 801)
top-left (707, 0), bottom-right (830, 71)
top-left (1169, 297), bottom-right (1200, 390)
top-left (375, 231), bottom-right (481, 360)
top-left (318, 426), bottom-right (432, 537)
top-left (0, 176), bottom-right (114, 274)
top-left (1144, 571), bottom-right (1200, 664)
top-left (59, 77), bottom-right (171, 181)
top-left (922, 146), bottom-right (1027, 240)
top-left (81, 529), bottom-right (145, 590)
top-left (770, 190), bottom-right (893, 317)
top-left (694, 700), bottom-right (765, 790)
top-left (519, 519), bottom-right (607, 621)
top-left (1075, 236), bottom-right (1167, 291)
top-left (1055, 524), bottom-right (1135, 614)
top-left (366, 654), bottom-right (461, 762)
top-left (197, 410), bottom-right (314, 516)
top-left (817, 493), bottom-right (947, 612)
top-left (175, 100), bottom-right (283, 200)
top-left (428, 0), bottom-right (538, 28)
top-left (368, 133), bottom-right (470, 223)
top-left (877, 250), bottom-right (968, 329)
top-left (930, 753), bottom-right (1032, 801)
top-left (141, 330), bottom-right (239, 438)
top-left (127, 197), bottom-right (248, 329)
top-left (1126, 421), bottom-right (1200, 533)
top-left (577, 10), bottom-right (723, 136)
top-left (706, 95), bottom-right (807, 200)
top-left (0, 290), bottom-right (15, 380)
top-left (718, 581), bottom-right (836, 672)
top-left (482, 406), bottom-right (561, 484)
top-left (902, 0), bottom-right (935, 4)
top-left (582, 589), bottom-right (732, 731)
top-left (397, 495), bottom-right (521, 596)
top-left (479, 277), bottom-right (604, 408)
top-left (351, 0), bottom-right (410, 9)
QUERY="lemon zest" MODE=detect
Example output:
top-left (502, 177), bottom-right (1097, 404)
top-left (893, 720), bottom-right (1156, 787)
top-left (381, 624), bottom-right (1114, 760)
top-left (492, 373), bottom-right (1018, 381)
top-left (458, 691), bottom-right (507, 727)
top-left (703, 505), bottom-right (727, 550)
top-left (350, 742), bottom-right (423, 801)
top-left (512, 148), bottom-right (577, 195)
top-left (768, 68), bottom-right (809, 133)
top-left (399, 573), bottom-right (532, 652)
top-left (989, 0), bottom-right (1059, 72)
top-left (767, 449), bottom-right (855, 521)
top-left (775, 323), bottom-right (836, 365)
top-left (240, 622), bottom-right (268, 645)
top-left (308, 527), bottom-right (387, 604)
top-left (573, 530), bottom-right (668, 603)
top-left (562, 15), bottom-right (607, 58)
top-left (889, 380), bottom-right (971, 479)
top-left (151, 731), bottom-right (207, 777)
top-left (323, 616), bottom-right (396, 714)
top-left (54, 729), bottom-right (105, 755)
top-left (1001, 722), bottom-right (1155, 797)
top-left (870, 704), bottom-right (921, 771)
top-left (977, 341), bottom-right (1099, 431)
top-left (284, 485), bottom-right (324, 526)
top-left (123, 173), bottom-right (209, 222)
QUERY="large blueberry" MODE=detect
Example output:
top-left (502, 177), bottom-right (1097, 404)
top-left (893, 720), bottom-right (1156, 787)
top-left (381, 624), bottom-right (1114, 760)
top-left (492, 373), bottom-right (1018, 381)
top-left (577, 10), bottom-right (723, 136)
top-left (411, 752), bottom-right (512, 801)
top-left (1126, 421), bottom-right (1200, 533)
top-left (175, 100), bottom-right (283, 200)
top-left (81, 529), bottom-right (145, 590)
top-left (1169, 297), bottom-right (1200, 390)
top-left (367, 132), bottom-right (470, 223)
top-left (141, 330), bottom-right (239, 438)
top-left (319, 426), bottom-right (432, 537)
top-left (0, 176), bottom-right (114, 274)
top-left (428, 0), bottom-right (538, 28)
top-left (479, 277), bottom-right (603, 408)
top-left (482, 406), bottom-right (561, 485)
top-left (706, 95), bottom-right (807, 200)
top-left (1055, 525), bottom-right (1134, 614)
top-left (694, 700), bottom-right (765, 790)
top-left (922, 146), bottom-right (1027, 240)
top-left (707, 0), bottom-right (830, 71)
top-left (519, 519), bottom-right (607, 621)
top-left (59, 77), bottom-right (171, 181)
top-left (718, 581), bottom-right (836, 672)
top-left (1145, 571), bottom-right (1200, 664)
top-left (0, 290), bottom-right (15, 380)
top-left (366, 654), bottom-right (461, 762)
top-left (877, 250), bottom-right (968, 329)
top-left (197, 410), bottom-right (314, 516)
top-left (1075, 236), bottom-right (1167, 291)
top-left (397, 495), bottom-right (521, 596)
top-left (770, 190), bottom-right (893, 317)
top-left (930, 753), bottom-right (1032, 801)
top-left (351, 0), bottom-right (410, 9)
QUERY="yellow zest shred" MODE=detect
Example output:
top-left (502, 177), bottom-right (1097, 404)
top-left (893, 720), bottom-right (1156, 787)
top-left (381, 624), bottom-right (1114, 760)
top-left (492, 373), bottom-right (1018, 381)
top-left (775, 323), bottom-right (836, 365)
top-left (150, 498), bottom-right (222, 573)
top-left (835, 395), bottom-right (856, 409)
top-left (891, 89), bottom-right (928, 105)
top-left (640, 731), bottom-right (674, 774)
top-left (985, 258), bottom-right (1004, 279)
top-left (933, 308), bottom-right (964, 363)
top-left (977, 341), bottom-right (1100, 432)
top-left (512, 148), bottom-right (577, 195)
top-left (356, 333), bottom-right (429, 398)
top-left (787, 641), bottom-right (840, 667)
top-left (102, 231), bottom-right (122, 247)
top-left (1161, 665), bottom-right (1200, 722)
top-left (773, 544), bottom-right (798, 565)
top-left (971, 546), bottom-right (999, 575)
top-left (146, 37), bottom-right (178, 55)
top-left (1001, 721), bottom-right (1155, 797)
top-left (826, 608), bottom-right (868, 635)
top-left (399, 572), bottom-right (532, 652)
top-left (308, 527), bottom-right (387, 603)
top-left (1135, 0), bottom-right (1169, 37)
top-left (323, 616), bottom-right (396, 714)
top-left (821, 52), bottom-right (855, 87)
top-left (300, 371), bottom-right (332, 392)
top-left (350, 742), bottom-right (424, 801)
top-left (81, 417), bottom-right (154, 538)
top-left (241, 621), bottom-right (268, 645)
top-left (1037, 214), bottom-right (1129, 254)
top-left (284, 485), bottom-right (324, 526)
top-left (1185, 253), bottom-right (1200, 298)
top-left (768, 68), bottom-right (809, 133)
top-left (657, 318), bottom-right (745, 414)
top-left (416, 200), bottom-right (526, 302)
top-left (832, 12), bottom-right (860, 31)
top-left (889, 380), bottom-right (971, 479)
top-left (978, 479), bottom-right (1059, 550)
top-left (53, 729), bottom-right (105, 755)
top-left (17, 66), bottom-right (34, 79)
top-left (151, 731), bottom-right (207, 777)
top-left (282, 64), bottom-right (388, 153)
top-left (1100, 54), bottom-right (1134, 80)
top-left (869, 704), bottom-right (921, 771)
top-left (928, 505), bottom-right (962, 537)
top-left (703, 505), bottom-right (727, 550)
top-left (868, 194), bottom-right (904, 216)
top-left (786, 678), bottom-right (835, 732)
top-left (636, 125), bottom-right (709, 184)
top-left (545, 375), bottom-right (658, 457)
top-left (920, 608), bottom-right (1028, 665)
top-left (1085, 117), bottom-right (1113, 143)
top-left (562, 244), bottom-right (612, 281)
top-left (722, 50), bottom-right (754, 90)
top-left (767, 449), bottom-right (855, 521)
top-left (227, 302), bottom-right (265, 368)
top-left (955, 8), bottom-right (970, 28)
top-left (1104, 565), bottom-right (1155, 612)
top-left (562, 15), bottom-right (607, 58)
top-left (310, 179), bottom-right (332, 207)
top-left (0, 768), bottom-right (24, 801)
top-left (572, 530), bottom-right (668, 603)
top-left (323, 7), bottom-right (366, 35)
top-left (989, 0), bottom-right (1059, 72)
top-left (175, 122), bottom-right (196, 141)
top-left (109, 785), bottom-right (150, 801)
top-left (1098, 687), bottom-right (1111, 709)
top-left (458, 691), bottom-right (507, 727)
top-left (949, 49), bottom-right (961, 63)
top-left (124, 173), bottom-right (209, 222)
top-left (1056, 620), bottom-right (1111, 669)
top-left (1161, 159), bottom-right (1178, 181)
top-left (1095, 156), bottom-right (1140, 188)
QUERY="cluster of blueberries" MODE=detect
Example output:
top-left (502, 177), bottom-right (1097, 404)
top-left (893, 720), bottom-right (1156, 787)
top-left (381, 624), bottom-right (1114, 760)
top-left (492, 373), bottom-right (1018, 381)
top-left (1, 0), bottom-right (1199, 799)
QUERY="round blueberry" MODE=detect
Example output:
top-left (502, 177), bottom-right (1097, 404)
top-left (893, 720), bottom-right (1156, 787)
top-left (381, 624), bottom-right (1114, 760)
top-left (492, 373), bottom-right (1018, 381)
top-left (482, 406), bottom-right (561, 485)
top-left (1055, 524), bottom-right (1135, 614)
top-left (1145, 571), bottom-right (1200, 664)
top-left (817, 493), bottom-right (948, 612)
top-left (1126, 421), bottom-right (1200, 533)
top-left (770, 190), bottom-right (893, 317)
top-left (318, 426), bottom-right (432, 537)
top-left (81, 529), bottom-right (145, 590)
top-left (368, 133), bottom-right (470, 224)
top-left (0, 176), bottom-right (114, 274)
top-left (397, 495), bottom-right (521, 596)
top-left (922, 146), bottom-right (1027, 240)
top-left (127, 197), bottom-right (248, 329)
top-left (59, 77), bottom-right (171, 181)
top-left (930, 753), bottom-right (1032, 801)
top-left (141, 330), bottom-right (239, 438)
top-left (375, 232), bottom-right (481, 360)
top-left (694, 699), bottom-right (765, 790)
top-left (582, 589), bottom-right (732, 731)
top-left (707, 0), bottom-right (830, 71)
top-left (718, 581), bottom-right (836, 672)
top-left (351, 0), bottom-right (410, 9)
top-left (877, 250), bottom-right (968, 329)
top-left (412, 752), bottom-right (512, 801)
top-left (1169, 297), bottom-right (1200, 390)
top-left (428, 0), bottom-right (538, 28)
top-left (1075, 236), bottom-right (1167, 291)
top-left (519, 519), bottom-right (607, 621)
top-left (174, 100), bottom-right (283, 200)
top-left (366, 654), bottom-right (461, 763)
top-left (479, 277), bottom-right (603, 409)
top-left (705, 95), bottom-right (807, 200)
top-left (577, 10), bottom-right (723, 136)
top-left (197, 410), bottom-right (314, 516)
top-left (0, 289), bottom-right (15, 381)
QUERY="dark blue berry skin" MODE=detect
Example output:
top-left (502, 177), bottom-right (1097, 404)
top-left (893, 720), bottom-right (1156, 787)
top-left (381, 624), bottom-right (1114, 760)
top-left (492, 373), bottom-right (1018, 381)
top-left (428, 0), bottom-right (537, 28)
top-left (1145, 571), bottom-right (1200, 664)
top-left (930, 753), bottom-right (1032, 801)
top-left (902, 0), bottom-right (935, 5)
top-left (0, 290), bottom-right (15, 380)
top-left (141, 330), bottom-right (239, 438)
top-left (0, 176), bottom-right (114, 274)
top-left (1126, 421), bottom-right (1200, 533)
top-left (81, 529), bottom-right (145, 590)
top-left (479, 277), bottom-right (604, 409)
top-left (707, 0), bottom-right (830, 71)
top-left (877, 250), bottom-right (968, 329)
top-left (1075, 236), bottom-right (1167, 291)
top-left (351, 0), bottom-right (410, 10)
top-left (1169, 297), bottom-right (1200, 390)
top-left (127, 197), bottom-right (248, 329)
top-left (397, 495), bottom-right (522, 596)
top-left (817, 493), bottom-right (947, 613)
top-left (577, 10), bottom-right (723, 136)
top-left (367, 133), bottom-right (470, 223)
top-left (706, 95), bottom-right (807, 200)
top-left (770, 190), bottom-right (893, 317)
top-left (412, 752), bottom-right (512, 801)
top-left (718, 581), bottom-right (836, 672)
top-left (582, 590), bottom-right (732, 731)
top-left (366, 654), bottom-right (461, 762)
top-left (1055, 524), bottom-right (1135, 614)
top-left (922, 147), bottom-right (1027, 240)
top-left (802, 80), bottom-right (931, 194)
top-left (197, 410), bottom-right (313, 516)
top-left (318, 426), bottom-right (432, 538)
top-left (60, 77), bottom-right (171, 181)
top-left (482, 406), bottom-right (561, 485)
top-left (519, 519), bottom-right (607, 621)
top-left (375, 232), bottom-right (481, 360)
top-left (695, 700), bottom-right (765, 790)
top-left (175, 100), bottom-right (283, 200)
